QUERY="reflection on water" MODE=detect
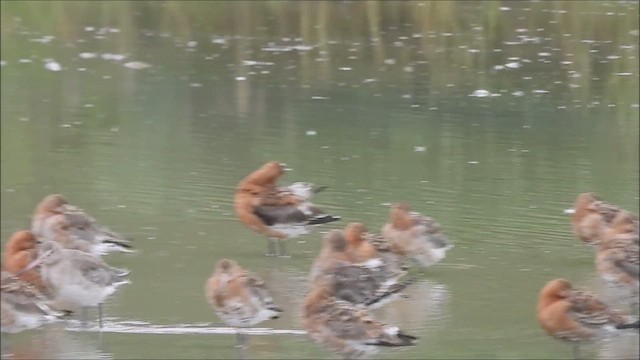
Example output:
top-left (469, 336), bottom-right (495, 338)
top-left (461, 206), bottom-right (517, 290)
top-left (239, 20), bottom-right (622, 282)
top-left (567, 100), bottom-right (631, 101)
top-left (2, 323), bottom-right (110, 360)
top-left (1, 1), bottom-right (638, 359)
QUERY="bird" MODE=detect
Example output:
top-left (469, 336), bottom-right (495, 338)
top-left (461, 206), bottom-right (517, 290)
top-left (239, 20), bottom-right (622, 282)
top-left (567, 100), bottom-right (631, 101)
top-left (2, 230), bottom-right (48, 294)
top-left (381, 203), bottom-right (453, 268)
top-left (204, 259), bottom-right (282, 349)
top-left (342, 222), bottom-right (407, 275)
top-left (536, 278), bottom-right (639, 360)
top-left (234, 161), bottom-right (340, 257)
top-left (596, 211), bottom-right (639, 311)
top-left (309, 230), bottom-right (411, 309)
top-left (17, 240), bottom-right (130, 328)
top-left (1, 270), bottom-right (62, 333)
top-left (31, 194), bottom-right (133, 256)
top-left (570, 192), bottom-right (638, 246)
top-left (303, 280), bottom-right (417, 359)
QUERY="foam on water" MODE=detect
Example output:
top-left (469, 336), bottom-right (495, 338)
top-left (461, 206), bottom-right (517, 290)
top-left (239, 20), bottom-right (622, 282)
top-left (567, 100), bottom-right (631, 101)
top-left (65, 319), bottom-right (307, 336)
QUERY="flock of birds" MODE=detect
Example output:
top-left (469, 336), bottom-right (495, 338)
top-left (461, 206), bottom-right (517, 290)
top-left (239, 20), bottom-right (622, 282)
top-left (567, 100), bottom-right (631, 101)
top-left (0, 160), bottom-right (638, 359)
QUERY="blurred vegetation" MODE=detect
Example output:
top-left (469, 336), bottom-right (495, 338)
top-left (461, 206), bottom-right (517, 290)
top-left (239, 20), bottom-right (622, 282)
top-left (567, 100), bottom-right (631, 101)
top-left (1, 1), bottom-right (638, 107)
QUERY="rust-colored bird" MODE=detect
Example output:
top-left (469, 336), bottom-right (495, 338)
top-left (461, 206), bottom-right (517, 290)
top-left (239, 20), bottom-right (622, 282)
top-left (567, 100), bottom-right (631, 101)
top-left (204, 259), bottom-right (282, 348)
top-left (381, 203), bottom-right (453, 268)
top-left (537, 278), bottom-right (638, 359)
top-left (234, 161), bottom-right (340, 257)
top-left (31, 194), bottom-right (133, 256)
top-left (2, 231), bottom-right (48, 294)
top-left (570, 192), bottom-right (638, 246)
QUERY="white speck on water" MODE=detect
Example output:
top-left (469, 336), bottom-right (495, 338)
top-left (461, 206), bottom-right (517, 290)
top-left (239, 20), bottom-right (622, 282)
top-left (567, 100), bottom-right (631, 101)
top-left (505, 62), bottom-right (520, 69)
top-left (0, 60), bottom-right (6, 66)
top-left (402, 94), bottom-right (412, 99)
top-left (44, 60), bottom-right (62, 71)
top-left (558, 106), bottom-right (566, 109)
top-left (468, 49), bottom-right (480, 53)
top-left (84, 26), bottom-right (95, 32)
top-left (103, 75), bottom-right (112, 79)
top-left (512, 91), bottom-right (525, 97)
top-left (606, 55), bottom-right (621, 60)
top-left (124, 61), bottom-right (151, 69)
top-left (538, 52), bottom-right (552, 57)
top-left (79, 52), bottom-right (97, 59)
top-left (60, 124), bottom-right (71, 128)
top-left (383, 58), bottom-right (396, 65)
top-left (110, 127), bottom-right (119, 132)
top-left (363, 78), bottom-right (377, 83)
top-left (411, 104), bottom-right (420, 108)
top-left (190, 83), bottom-right (202, 87)
top-left (563, 208), bottom-right (576, 215)
top-left (404, 66), bottom-right (414, 72)
top-left (30, 35), bottom-right (55, 43)
top-left (338, 67), bottom-right (352, 71)
top-left (19, 117), bottom-right (29, 121)
top-left (429, 107), bottom-right (438, 110)
top-left (561, 61), bottom-right (572, 65)
top-left (499, 6), bottom-right (511, 11)
top-left (522, 125), bottom-right (531, 129)
top-left (306, 130), bottom-right (317, 136)
top-left (631, 104), bottom-right (639, 108)
top-left (84, 104), bottom-right (94, 108)
top-left (311, 96), bottom-right (329, 100)
top-left (532, 89), bottom-right (549, 94)
top-left (186, 41), bottom-right (198, 47)
top-left (5, 189), bottom-right (16, 192)
top-left (242, 60), bottom-right (275, 66)
top-left (19, 58), bottom-right (33, 63)
top-left (614, 72), bottom-right (633, 76)
top-left (321, 146), bottom-right (330, 149)
top-left (211, 37), bottom-right (228, 45)
top-left (470, 89), bottom-right (492, 97)
top-left (467, 161), bottom-right (479, 164)
top-left (101, 53), bottom-right (126, 61)
top-left (414, 146), bottom-right (426, 152)
top-left (493, 65), bottom-right (505, 70)
top-left (235, 76), bottom-right (246, 81)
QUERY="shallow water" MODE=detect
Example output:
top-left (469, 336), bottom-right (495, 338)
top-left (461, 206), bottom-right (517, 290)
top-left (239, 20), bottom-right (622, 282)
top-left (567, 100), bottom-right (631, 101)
top-left (1, 1), bottom-right (639, 359)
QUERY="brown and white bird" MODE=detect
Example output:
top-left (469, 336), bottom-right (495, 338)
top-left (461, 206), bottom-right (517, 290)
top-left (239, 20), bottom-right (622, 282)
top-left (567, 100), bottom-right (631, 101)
top-left (31, 194), bottom-right (133, 256)
top-left (381, 203), bottom-right (453, 268)
top-left (1, 270), bottom-right (62, 333)
top-left (2, 230), bottom-right (48, 294)
top-left (537, 278), bottom-right (639, 359)
top-left (204, 259), bottom-right (282, 348)
top-left (596, 211), bottom-right (639, 311)
top-left (303, 280), bottom-right (417, 359)
top-left (233, 161), bottom-right (340, 257)
top-left (570, 192), bottom-right (638, 246)
top-left (309, 230), bottom-right (410, 309)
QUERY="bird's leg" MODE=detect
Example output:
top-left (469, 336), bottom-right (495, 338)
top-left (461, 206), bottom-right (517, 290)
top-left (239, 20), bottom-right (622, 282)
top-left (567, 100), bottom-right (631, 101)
top-left (572, 343), bottom-right (581, 360)
top-left (82, 306), bottom-right (89, 328)
top-left (265, 238), bottom-right (276, 257)
top-left (277, 240), bottom-right (290, 258)
top-left (235, 329), bottom-right (248, 349)
top-left (1, 334), bottom-right (9, 357)
top-left (98, 303), bottom-right (103, 329)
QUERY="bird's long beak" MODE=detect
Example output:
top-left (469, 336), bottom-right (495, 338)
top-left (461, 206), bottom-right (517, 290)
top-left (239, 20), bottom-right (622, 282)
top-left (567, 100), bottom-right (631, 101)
top-left (313, 185), bottom-right (328, 193)
top-left (15, 249), bottom-right (54, 276)
top-left (280, 163), bottom-right (293, 171)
